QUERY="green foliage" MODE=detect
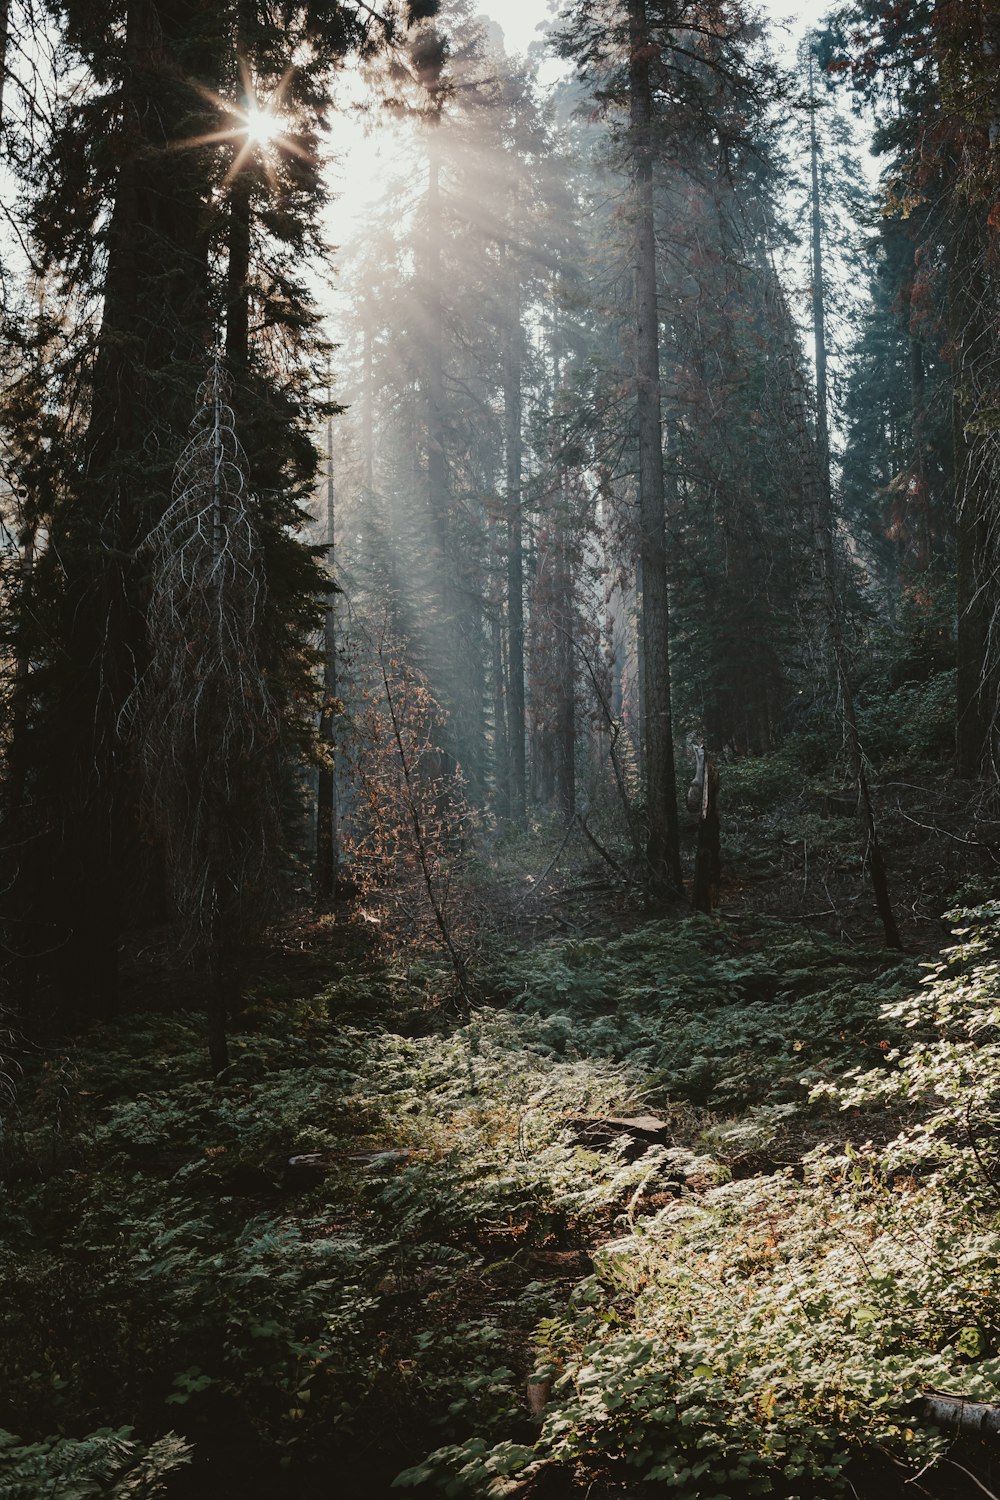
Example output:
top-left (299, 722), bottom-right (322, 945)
top-left (6, 911), bottom-right (1000, 1496)
top-left (719, 667), bottom-right (954, 829)
top-left (721, 748), bottom-right (817, 813)
top-left (404, 906), bottom-right (1000, 1496)
top-left (813, 902), bottom-right (1000, 1201)
top-left (499, 918), bottom-right (915, 1108)
top-left (856, 669), bottom-right (956, 766)
top-left (412, 1171), bottom-right (971, 1496)
top-left (0, 1428), bottom-right (190, 1499)
top-left (0, 974), bottom-right (647, 1471)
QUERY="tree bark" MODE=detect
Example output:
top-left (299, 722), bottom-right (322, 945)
top-left (951, 213), bottom-right (992, 778)
top-left (692, 754), bottom-right (720, 914)
top-left (628, 0), bottom-right (683, 897)
top-left (226, 171), bottom-right (251, 380)
top-left (7, 527), bottom-right (34, 813)
top-left (917, 1392), bottom-right (1000, 1440)
top-left (422, 123), bottom-right (481, 792)
top-left (362, 298), bottom-right (375, 496)
top-left (491, 552), bottom-right (511, 821)
top-left (49, 0), bottom-right (217, 1022)
top-left (0, 0), bottom-right (10, 134)
top-left (425, 127), bottom-right (447, 552)
top-left (226, 0), bottom-right (253, 383)
top-left (908, 306), bottom-right (931, 574)
top-left (503, 249), bottom-right (527, 823)
top-left (808, 57), bottom-right (901, 950)
top-left (316, 394), bottom-right (339, 907)
top-left (553, 478), bottom-right (576, 819)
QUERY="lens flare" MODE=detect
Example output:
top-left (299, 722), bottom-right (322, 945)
top-left (243, 104), bottom-right (285, 151)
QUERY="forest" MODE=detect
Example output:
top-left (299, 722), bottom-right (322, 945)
top-left (2, 0), bottom-right (1000, 1495)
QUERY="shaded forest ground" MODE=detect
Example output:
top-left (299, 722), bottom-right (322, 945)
top-left (4, 726), bottom-right (1000, 1499)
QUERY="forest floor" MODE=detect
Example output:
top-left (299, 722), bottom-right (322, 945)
top-left (3, 760), bottom-right (1000, 1499)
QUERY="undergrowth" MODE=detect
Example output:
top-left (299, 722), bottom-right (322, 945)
top-left (4, 910), bottom-right (1000, 1496)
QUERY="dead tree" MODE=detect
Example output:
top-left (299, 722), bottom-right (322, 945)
top-left (372, 631), bottom-right (475, 1011)
top-left (690, 747), bottom-right (721, 914)
top-left (139, 362), bottom-right (279, 1072)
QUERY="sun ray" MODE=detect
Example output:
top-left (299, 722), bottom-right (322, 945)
top-left (244, 104), bottom-right (283, 149)
top-left (177, 65), bottom-right (309, 179)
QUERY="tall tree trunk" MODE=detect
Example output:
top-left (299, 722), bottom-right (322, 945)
top-left (933, 0), bottom-right (999, 779)
top-left (7, 527), bottom-right (34, 813)
top-left (48, 0), bottom-right (216, 1023)
top-left (226, 2), bottom-right (253, 384)
top-left (425, 127), bottom-right (447, 555)
top-left (553, 477), bottom-right (576, 819)
top-left (633, 564), bottom-right (645, 783)
top-left (5, 520), bottom-right (36, 1018)
top-left (628, 0), bottom-right (682, 897)
top-left (533, 320), bottom-right (576, 821)
top-left (196, 10), bottom-right (257, 1071)
top-left (0, 0), bottom-right (9, 134)
top-left (950, 209), bottom-right (992, 777)
top-left (692, 753), bottom-right (720, 914)
top-left (423, 124), bottom-right (465, 786)
top-left (491, 551), bottom-right (511, 821)
top-left (316, 393), bottom-right (339, 907)
top-left (362, 299), bottom-right (375, 496)
top-left (226, 172), bottom-right (251, 380)
top-left (908, 297), bottom-right (931, 574)
top-left (503, 251), bottom-right (527, 824)
top-left (418, 129), bottom-right (485, 801)
top-left (808, 57), bottom-right (901, 950)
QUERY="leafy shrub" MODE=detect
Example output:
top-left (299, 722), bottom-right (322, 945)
top-left (402, 907), bottom-right (1000, 1497)
top-left (856, 669), bottom-right (956, 765)
top-left (0, 980), bottom-right (649, 1468)
top-left (814, 902), bottom-right (1000, 1201)
top-left (499, 918), bottom-right (915, 1108)
top-left (4, 913), bottom-right (989, 1499)
top-left (410, 1166), bottom-right (979, 1497)
top-left (720, 750), bottom-right (809, 813)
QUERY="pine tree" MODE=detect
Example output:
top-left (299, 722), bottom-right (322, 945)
top-left (0, 0), bottom-right (414, 1034)
top-left (141, 363), bottom-right (278, 1070)
top-left (34, 0), bottom-right (229, 1019)
top-left (822, 0), bottom-right (1000, 780)
top-left (555, 0), bottom-right (778, 893)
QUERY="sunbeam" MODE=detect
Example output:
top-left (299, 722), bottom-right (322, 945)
top-left (243, 102), bottom-right (285, 150)
top-left (179, 63), bottom-right (307, 186)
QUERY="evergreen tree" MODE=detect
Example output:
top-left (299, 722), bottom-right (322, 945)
top-left (555, 0), bottom-right (776, 895)
top-left (0, 0), bottom-right (428, 1039)
top-left (823, 0), bottom-right (1000, 779)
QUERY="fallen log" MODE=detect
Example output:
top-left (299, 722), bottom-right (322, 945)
top-left (569, 1114), bottom-right (676, 1163)
top-left (917, 1391), bottom-right (1000, 1440)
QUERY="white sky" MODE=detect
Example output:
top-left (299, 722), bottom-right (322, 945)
top-left (477, 0), bottom-right (551, 57)
top-left (479, 0), bottom-right (834, 63)
top-left (755, 0), bottom-right (834, 61)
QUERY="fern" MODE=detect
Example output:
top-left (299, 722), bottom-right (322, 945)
top-left (0, 1429), bottom-right (190, 1499)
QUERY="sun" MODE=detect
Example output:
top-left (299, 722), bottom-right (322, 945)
top-left (180, 64), bottom-right (308, 184)
top-left (243, 103), bottom-right (285, 151)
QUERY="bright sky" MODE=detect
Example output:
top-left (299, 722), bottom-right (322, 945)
top-left (759, 0), bottom-right (835, 60)
top-left (479, 0), bottom-right (834, 62)
top-left (477, 1), bottom-right (550, 56)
